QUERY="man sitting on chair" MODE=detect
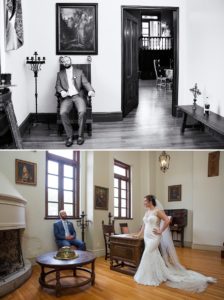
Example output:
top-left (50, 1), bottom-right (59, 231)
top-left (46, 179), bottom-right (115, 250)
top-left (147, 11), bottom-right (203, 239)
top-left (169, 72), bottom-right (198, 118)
top-left (54, 210), bottom-right (86, 250)
top-left (55, 56), bottom-right (95, 147)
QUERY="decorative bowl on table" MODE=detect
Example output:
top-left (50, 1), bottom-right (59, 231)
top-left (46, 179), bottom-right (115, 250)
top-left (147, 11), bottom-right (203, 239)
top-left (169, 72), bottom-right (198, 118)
top-left (54, 246), bottom-right (78, 260)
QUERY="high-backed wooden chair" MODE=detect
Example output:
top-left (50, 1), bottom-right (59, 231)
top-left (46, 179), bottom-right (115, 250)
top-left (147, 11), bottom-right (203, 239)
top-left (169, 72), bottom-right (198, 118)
top-left (102, 220), bottom-right (115, 260)
top-left (164, 209), bottom-right (188, 247)
top-left (153, 59), bottom-right (167, 88)
top-left (119, 223), bottom-right (129, 234)
top-left (56, 64), bottom-right (93, 136)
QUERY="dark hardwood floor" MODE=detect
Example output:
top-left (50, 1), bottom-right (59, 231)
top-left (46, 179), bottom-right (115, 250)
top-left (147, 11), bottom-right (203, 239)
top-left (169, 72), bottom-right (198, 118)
top-left (21, 80), bottom-right (224, 149)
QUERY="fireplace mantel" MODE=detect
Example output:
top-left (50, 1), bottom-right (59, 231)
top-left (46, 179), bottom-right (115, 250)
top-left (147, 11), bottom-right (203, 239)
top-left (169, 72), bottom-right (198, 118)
top-left (0, 173), bottom-right (27, 230)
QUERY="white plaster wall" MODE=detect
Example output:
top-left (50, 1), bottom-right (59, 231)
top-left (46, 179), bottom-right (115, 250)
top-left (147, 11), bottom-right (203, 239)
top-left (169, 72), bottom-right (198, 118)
top-left (155, 151), bottom-right (194, 244)
top-left (192, 151), bottom-right (224, 247)
top-left (92, 151), bottom-right (143, 255)
top-left (185, 0), bottom-right (224, 116)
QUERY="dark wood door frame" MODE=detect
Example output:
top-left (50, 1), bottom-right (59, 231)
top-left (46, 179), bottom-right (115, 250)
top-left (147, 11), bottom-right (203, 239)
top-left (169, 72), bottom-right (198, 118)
top-left (121, 6), bottom-right (179, 117)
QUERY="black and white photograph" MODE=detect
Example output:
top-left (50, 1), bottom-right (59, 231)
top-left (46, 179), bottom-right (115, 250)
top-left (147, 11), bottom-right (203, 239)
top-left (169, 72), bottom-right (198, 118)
top-left (0, 1), bottom-right (224, 149)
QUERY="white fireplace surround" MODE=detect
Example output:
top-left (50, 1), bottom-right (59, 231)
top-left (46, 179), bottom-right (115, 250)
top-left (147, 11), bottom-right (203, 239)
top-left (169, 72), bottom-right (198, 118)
top-left (0, 172), bottom-right (27, 230)
top-left (0, 172), bottom-right (31, 297)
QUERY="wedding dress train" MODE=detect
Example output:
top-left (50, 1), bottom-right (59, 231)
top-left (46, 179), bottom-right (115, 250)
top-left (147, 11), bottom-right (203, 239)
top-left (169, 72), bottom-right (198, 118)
top-left (134, 208), bottom-right (216, 293)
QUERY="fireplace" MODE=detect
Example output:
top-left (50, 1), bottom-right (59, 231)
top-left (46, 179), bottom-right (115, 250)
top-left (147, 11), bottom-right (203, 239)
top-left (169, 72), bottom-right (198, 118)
top-left (0, 172), bottom-right (32, 297)
top-left (0, 230), bottom-right (24, 278)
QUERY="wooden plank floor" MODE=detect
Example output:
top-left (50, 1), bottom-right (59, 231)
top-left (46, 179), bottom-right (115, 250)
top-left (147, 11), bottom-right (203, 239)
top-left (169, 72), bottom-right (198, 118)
top-left (21, 80), bottom-right (224, 149)
top-left (2, 248), bottom-right (224, 300)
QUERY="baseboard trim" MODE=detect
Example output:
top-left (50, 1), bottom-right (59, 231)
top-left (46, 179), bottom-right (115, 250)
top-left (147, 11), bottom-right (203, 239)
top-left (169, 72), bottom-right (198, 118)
top-left (93, 112), bottom-right (123, 122)
top-left (192, 243), bottom-right (221, 252)
top-left (88, 248), bottom-right (105, 257)
top-left (30, 113), bottom-right (57, 124)
top-left (19, 113), bottom-right (31, 136)
top-left (183, 241), bottom-right (192, 248)
top-left (19, 113), bottom-right (56, 135)
top-left (19, 112), bottom-right (122, 132)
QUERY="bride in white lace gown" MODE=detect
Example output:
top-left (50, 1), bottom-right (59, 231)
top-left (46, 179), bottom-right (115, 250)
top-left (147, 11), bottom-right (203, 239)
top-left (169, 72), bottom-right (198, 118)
top-left (134, 195), bottom-right (216, 293)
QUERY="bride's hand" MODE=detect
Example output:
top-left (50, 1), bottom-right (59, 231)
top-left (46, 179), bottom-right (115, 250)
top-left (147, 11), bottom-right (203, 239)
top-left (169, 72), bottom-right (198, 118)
top-left (132, 234), bottom-right (139, 238)
top-left (153, 228), bottom-right (162, 235)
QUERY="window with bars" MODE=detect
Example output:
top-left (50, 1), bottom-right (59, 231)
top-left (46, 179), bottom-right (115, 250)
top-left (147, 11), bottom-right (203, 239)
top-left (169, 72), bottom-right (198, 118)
top-left (113, 159), bottom-right (131, 219)
top-left (45, 151), bottom-right (80, 219)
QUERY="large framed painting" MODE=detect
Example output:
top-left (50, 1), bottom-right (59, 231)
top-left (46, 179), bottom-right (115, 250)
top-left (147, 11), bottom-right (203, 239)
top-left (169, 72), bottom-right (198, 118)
top-left (56, 3), bottom-right (98, 55)
top-left (94, 186), bottom-right (109, 210)
top-left (15, 159), bottom-right (37, 185)
top-left (168, 185), bottom-right (181, 202)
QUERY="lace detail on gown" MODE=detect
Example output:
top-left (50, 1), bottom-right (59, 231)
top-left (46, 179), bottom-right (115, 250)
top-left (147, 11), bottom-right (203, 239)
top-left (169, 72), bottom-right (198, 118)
top-left (134, 209), bottom-right (216, 292)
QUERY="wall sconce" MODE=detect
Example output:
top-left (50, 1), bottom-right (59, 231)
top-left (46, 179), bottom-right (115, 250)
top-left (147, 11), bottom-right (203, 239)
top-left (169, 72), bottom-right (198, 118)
top-left (76, 211), bottom-right (90, 242)
top-left (159, 151), bottom-right (170, 173)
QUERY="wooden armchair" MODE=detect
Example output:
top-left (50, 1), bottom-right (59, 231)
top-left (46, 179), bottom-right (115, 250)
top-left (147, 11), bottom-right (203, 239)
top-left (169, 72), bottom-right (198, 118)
top-left (56, 64), bottom-right (93, 136)
top-left (153, 59), bottom-right (167, 88)
top-left (165, 209), bottom-right (188, 247)
top-left (102, 220), bottom-right (115, 260)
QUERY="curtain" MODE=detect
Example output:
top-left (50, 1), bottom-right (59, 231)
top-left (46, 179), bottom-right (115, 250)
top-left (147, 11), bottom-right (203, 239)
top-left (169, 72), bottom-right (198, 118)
top-left (6, 0), bottom-right (24, 51)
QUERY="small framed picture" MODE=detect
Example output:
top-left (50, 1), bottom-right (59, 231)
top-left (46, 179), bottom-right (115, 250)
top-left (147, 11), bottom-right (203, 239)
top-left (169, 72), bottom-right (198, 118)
top-left (94, 186), bottom-right (109, 210)
top-left (15, 159), bottom-right (37, 186)
top-left (168, 185), bottom-right (181, 202)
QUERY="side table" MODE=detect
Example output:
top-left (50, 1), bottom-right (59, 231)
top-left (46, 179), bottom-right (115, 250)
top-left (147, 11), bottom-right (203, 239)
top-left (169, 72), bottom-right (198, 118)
top-left (36, 250), bottom-right (96, 296)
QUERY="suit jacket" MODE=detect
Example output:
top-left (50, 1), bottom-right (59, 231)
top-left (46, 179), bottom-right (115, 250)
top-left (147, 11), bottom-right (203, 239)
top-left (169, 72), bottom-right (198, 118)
top-left (55, 67), bottom-right (94, 97)
top-left (54, 219), bottom-right (76, 241)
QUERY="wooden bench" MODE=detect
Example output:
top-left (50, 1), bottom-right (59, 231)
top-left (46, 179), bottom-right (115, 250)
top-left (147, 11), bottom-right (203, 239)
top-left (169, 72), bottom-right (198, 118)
top-left (177, 105), bottom-right (224, 137)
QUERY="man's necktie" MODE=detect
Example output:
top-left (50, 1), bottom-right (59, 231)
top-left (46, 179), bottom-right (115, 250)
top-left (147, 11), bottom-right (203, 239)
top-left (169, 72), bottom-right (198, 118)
top-left (63, 221), bottom-right (70, 237)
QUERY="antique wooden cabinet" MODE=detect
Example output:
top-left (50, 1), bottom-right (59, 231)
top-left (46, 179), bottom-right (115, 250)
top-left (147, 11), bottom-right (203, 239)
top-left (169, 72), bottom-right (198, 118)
top-left (0, 89), bottom-right (22, 149)
top-left (110, 234), bottom-right (144, 275)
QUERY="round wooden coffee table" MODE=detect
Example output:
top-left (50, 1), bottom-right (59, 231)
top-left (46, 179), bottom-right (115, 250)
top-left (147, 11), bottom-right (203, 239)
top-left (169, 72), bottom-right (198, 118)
top-left (36, 250), bottom-right (96, 296)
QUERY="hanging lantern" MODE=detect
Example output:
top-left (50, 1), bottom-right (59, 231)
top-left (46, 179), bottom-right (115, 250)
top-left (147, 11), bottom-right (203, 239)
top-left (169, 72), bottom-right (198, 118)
top-left (159, 151), bottom-right (170, 173)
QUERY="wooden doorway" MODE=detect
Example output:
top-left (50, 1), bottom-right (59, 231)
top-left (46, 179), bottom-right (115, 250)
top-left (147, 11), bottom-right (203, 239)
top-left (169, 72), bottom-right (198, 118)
top-left (121, 6), bottom-right (179, 117)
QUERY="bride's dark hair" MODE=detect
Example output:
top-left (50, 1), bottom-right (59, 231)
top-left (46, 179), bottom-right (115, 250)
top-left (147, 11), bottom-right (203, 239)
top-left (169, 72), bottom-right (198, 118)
top-left (145, 195), bottom-right (156, 206)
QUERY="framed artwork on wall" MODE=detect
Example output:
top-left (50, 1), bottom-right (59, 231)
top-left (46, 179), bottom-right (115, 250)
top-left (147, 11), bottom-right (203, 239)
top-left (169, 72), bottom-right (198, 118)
top-left (56, 3), bottom-right (98, 55)
top-left (208, 151), bottom-right (220, 177)
top-left (94, 186), bottom-right (109, 210)
top-left (15, 159), bottom-right (37, 185)
top-left (168, 184), bottom-right (181, 202)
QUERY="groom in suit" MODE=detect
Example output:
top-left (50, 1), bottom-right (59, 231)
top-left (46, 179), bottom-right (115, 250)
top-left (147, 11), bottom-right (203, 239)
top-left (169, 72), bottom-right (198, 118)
top-left (55, 56), bottom-right (95, 147)
top-left (54, 210), bottom-right (86, 250)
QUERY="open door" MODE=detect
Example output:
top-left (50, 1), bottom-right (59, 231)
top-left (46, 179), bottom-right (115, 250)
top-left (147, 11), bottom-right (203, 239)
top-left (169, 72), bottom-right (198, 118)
top-left (122, 7), bottom-right (179, 118)
top-left (122, 10), bottom-right (139, 117)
